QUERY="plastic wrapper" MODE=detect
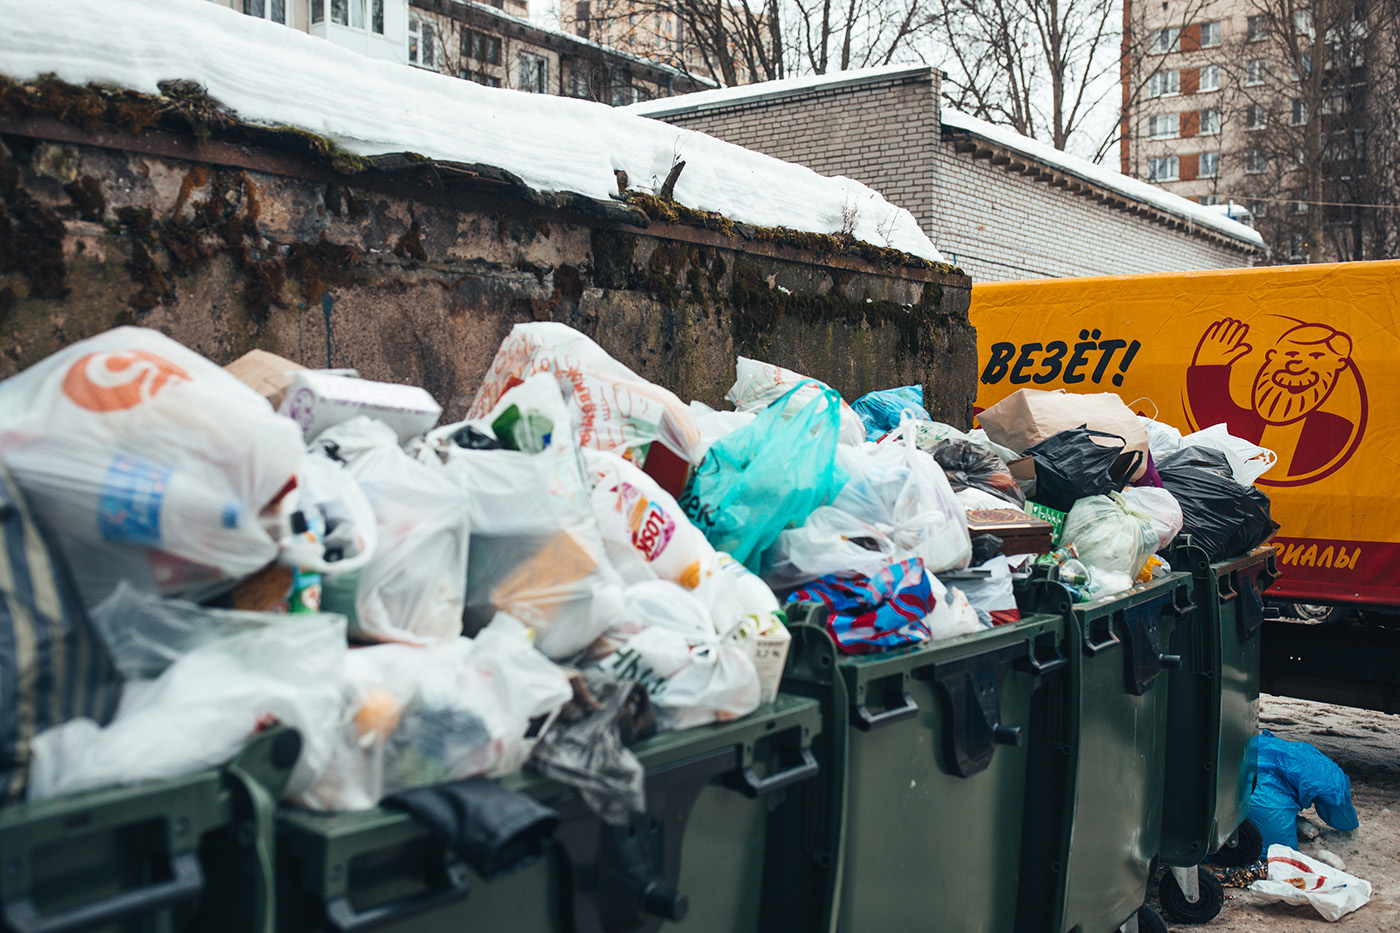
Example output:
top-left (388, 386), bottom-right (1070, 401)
top-left (1120, 486), bottom-right (1184, 552)
top-left (681, 380), bottom-right (845, 573)
top-left (1060, 493), bottom-right (1159, 582)
top-left (298, 615), bottom-right (572, 811)
top-left (725, 357), bottom-right (865, 446)
top-left (1249, 731), bottom-right (1360, 849)
top-left (850, 386), bottom-right (929, 441)
top-left (927, 438), bottom-right (1025, 507)
top-left (315, 418), bottom-right (470, 644)
top-left (1025, 427), bottom-right (1139, 513)
top-left (0, 326), bottom-right (304, 604)
top-left (28, 610), bottom-right (347, 801)
top-left (1157, 450), bottom-right (1279, 561)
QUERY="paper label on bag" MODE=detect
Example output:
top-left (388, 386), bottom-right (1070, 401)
top-left (621, 482), bottom-right (675, 561)
top-left (98, 455), bottom-right (171, 545)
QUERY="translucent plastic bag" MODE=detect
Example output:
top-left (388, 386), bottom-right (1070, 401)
top-left (864, 419), bottom-right (972, 573)
top-left (763, 506), bottom-right (901, 588)
top-left (850, 386), bottom-right (929, 441)
top-left (316, 418), bottom-right (470, 644)
top-left (1060, 493), bottom-right (1159, 581)
top-left (725, 357), bottom-right (865, 446)
top-left (1138, 415), bottom-right (1183, 463)
top-left (957, 554), bottom-right (1021, 626)
top-left (927, 438), bottom-right (1025, 507)
top-left (1180, 423), bottom-right (1278, 486)
top-left (1120, 486), bottom-right (1184, 553)
top-left (0, 327), bottom-right (303, 604)
top-left (272, 453), bottom-right (378, 576)
top-left (681, 380), bottom-right (845, 572)
top-left (1251, 845), bottom-right (1371, 921)
top-left (28, 611), bottom-right (347, 801)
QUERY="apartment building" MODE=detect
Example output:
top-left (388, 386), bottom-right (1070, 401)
top-left (209, 0), bottom-right (708, 103)
top-left (1125, 0), bottom-right (1385, 262)
top-left (560, 0), bottom-right (768, 84)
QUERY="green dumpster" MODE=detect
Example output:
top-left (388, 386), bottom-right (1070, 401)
top-left (277, 694), bottom-right (821, 933)
top-left (1158, 542), bottom-right (1277, 888)
top-left (0, 727), bottom-right (301, 933)
top-left (772, 606), bottom-right (1070, 933)
top-left (1024, 572), bottom-right (1195, 933)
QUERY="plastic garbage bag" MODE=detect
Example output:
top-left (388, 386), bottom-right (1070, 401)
top-left (725, 357), bottom-right (865, 446)
top-left (688, 403), bottom-right (757, 457)
top-left (692, 553), bottom-right (791, 704)
top-left (1120, 486), bottom-right (1184, 552)
top-left (1061, 493), bottom-right (1159, 582)
top-left (1159, 445), bottom-right (1236, 479)
top-left (299, 615), bottom-right (572, 811)
top-left (851, 386), bottom-right (929, 441)
top-left (467, 322), bottom-right (702, 465)
top-left (1248, 732), bottom-right (1360, 849)
top-left (933, 586), bottom-right (984, 641)
top-left (927, 438), bottom-right (1026, 507)
top-left (1250, 844), bottom-right (1372, 921)
top-left (1157, 449), bottom-right (1278, 561)
top-left (271, 453), bottom-right (378, 576)
top-left (967, 428), bottom-right (1023, 470)
top-left (681, 380), bottom-right (845, 572)
top-left (1180, 423), bottom-right (1278, 486)
top-left (28, 610), bottom-right (347, 801)
top-left (956, 555), bottom-right (1021, 626)
top-left (0, 326), bottom-right (304, 604)
top-left (763, 506), bottom-right (902, 589)
top-left (315, 418), bottom-right (470, 644)
top-left (1138, 415), bottom-right (1183, 463)
top-left (864, 422), bottom-right (973, 571)
top-left (1025, 427), bottom-right (1140, 513)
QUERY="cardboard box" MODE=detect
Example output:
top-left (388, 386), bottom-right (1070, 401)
top-left (223, 349), bottom-right (306, 408)
top-left (278, 371), bottom-right (441, 443)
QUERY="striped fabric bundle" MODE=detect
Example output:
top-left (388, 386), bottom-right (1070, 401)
top-left (786, 558), bottom-right (935, 655)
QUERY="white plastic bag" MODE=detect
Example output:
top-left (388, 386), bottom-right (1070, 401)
top-left (688, 403), bottom-right (757, 457)
top-left (316, 418), bottom-right (470, 644)
top-left (933, 586), bottom-right (984, 641)
top-left (1180, 423), bottom-right (1278, 486)
top-left (1250, 844), bottom-right (1372, 921)
top-left (28, 611), bottom-right (346, 801)
top-left (955, 555), bottom-right (1021, 627)
top-left (1120, 486), bottom-right (1184, 553)
top-left (272, 453), bottom-right (378, 576)
top-left (1061, 493), bottom-right (1159, 581)
top-left (763, 506), bottom-right (899, 588)
top-left (0, 327), bottom-right (303, 603)
top-left (864, 420), bottom-right (972, 572)
top-left (1138, 415), bottom-right (1183, 462)
top-left (725, 357), bottom-right (865, 447)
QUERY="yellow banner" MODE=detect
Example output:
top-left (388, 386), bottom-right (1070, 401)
top-left (970, 260), bottom-right (1400, 605)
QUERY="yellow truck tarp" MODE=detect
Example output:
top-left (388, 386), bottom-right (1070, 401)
top-left (970, 260), bottom-right (1400, 607)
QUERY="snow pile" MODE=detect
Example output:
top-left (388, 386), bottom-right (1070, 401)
top-left (0, 0), bottom-right (941, 262)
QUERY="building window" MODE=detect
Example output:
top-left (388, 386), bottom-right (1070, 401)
top-left (1294, 9), bottom-right (1314, 36)
top-left (1198, 108), bottom-right (1220, 135)
top-left (1247, 14), bottom-right (1269, 41)
top-left (1147, 70), bottom-right (1180, 97)
top-left (462, 30), bottom-right (502, 64)
top-left (330, 0), bottom-right (365, 28)
top-left (1200, 152), bottom-right (1220, 178)
top-left (519, 52), bottom-right (549, 93)
top-left (1199, 194), bottom-right (1221, 205)
top-left (1199, 64), bottom-right (1221, 92)
top-left (1293, 52), bottom-right (1312, 81)
top-left (1149, 27), bottom-right (1180, 53)
top-left (408, 19), bottom-right (436, 67)
top-left (1200, 21), bottom-right (1221, 47)
top-left (1292, 99), bottom-right (1309, 124)
top-left (1148, 155), bottom-right (1179, 181)
top-left (1246, 103), bottom-right (1268, 129)
top-left (1290, 233), bottom-right (1308, 260)
top-left (1250, 199), bottom-right (1268, 218)
top-left (461, 69), bottom-right (503, 87)
top-left (1245, 149), bottom-right (1267, 174)
top-left (243, 0), bottom-right (288, 24)
top-left (1245, 60), bottom-right (1267, 85)
top-left (1292, 195), bottom-right (1310, 212)
top-left (1148, 113), bottom-right (1180, 138)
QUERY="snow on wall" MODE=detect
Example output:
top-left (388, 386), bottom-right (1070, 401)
top-left (0, 0), bottom-right (941, 262)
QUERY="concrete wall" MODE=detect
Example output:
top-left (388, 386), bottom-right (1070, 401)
top-left (643, 69), bottom-right (1259, 281)
top-left (0, 126), bottom-right (975, 428)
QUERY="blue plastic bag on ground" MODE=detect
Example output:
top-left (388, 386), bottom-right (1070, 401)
top-left (851, 386), bottom-right (929, 441)
top-left (680, 380), bottom-right (845, 573)
top-left (1248, 731), bottom-right (1359, 849)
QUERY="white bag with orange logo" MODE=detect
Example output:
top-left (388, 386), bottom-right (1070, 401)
top-left (0, 327), bottom-right (304, 603)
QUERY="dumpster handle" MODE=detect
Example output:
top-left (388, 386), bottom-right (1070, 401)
top-left (1217, 573), bottom-right (1239, 604)
top-left (323, 863), bottom-right (471, 933)
top-left (1083, 625), bottom-right (1121, 656)
top-left (737, 747), bottom-right (820, 796)
top-left (852, 693), bottom-right (919, 730)
top-left (2, 851), bottom-right (204, 933)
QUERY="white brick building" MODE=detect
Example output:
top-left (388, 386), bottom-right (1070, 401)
top-left (630, 66), bottom-right (1264, 280)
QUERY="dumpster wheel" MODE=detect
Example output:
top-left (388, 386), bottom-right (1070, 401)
top-left (1159, 866), bottom-right (1225, 924)
top-left (1210, 818), bottom-right (1263, 868)
top-left (1135, 904), bottom-right (1169, 933)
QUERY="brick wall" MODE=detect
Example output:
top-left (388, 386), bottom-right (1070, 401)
top-left (644, 68), bottom-right (1257, 281)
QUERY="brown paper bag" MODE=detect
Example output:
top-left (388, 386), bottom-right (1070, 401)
top-left (978, 388), bottom-right (1150, 480)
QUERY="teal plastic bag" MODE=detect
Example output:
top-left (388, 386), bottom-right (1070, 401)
top-left (680, 381), bottom-right (845, 572)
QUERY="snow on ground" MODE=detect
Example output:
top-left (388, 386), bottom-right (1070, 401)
top-left (0, 0), bottom-right (941, 262)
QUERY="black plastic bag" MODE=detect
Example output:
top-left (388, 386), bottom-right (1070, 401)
top-left (928, 439), bottom-right (1026, 507)
top-left (1024, 427), bottom-right (1142, 513)
top-left (1157, 445), bottom-right (1235, 479)
top-left (1157, 455), bottom-right (1278, 561)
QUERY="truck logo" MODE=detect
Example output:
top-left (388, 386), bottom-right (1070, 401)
top-left (1185, 317), bottom-right (1366, 486)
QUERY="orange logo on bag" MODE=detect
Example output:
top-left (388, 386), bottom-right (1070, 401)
top-left (1184, 316), bottom-right (1367, 486)
top-left (61, 350), bottom-right (192, 412)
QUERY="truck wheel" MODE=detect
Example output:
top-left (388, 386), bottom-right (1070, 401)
top-left (1159, 866), bottom-right (1225, 924)
top-left (1212, 818), bottom-right (1263, 867)
top-left (1135, 905), bottom-right (1169, 933)
top-left (1284, 602), bottom-right (1352, 624)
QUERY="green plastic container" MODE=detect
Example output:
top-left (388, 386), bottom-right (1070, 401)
top-left (277, 695), bottom-right (822, 933)
top-left (1159, 542), bottom-right (1278, 866)
top-left (1026, 572), bottom-right (1196, 933)
top-left (773, 607), bottom-right (1070, 933)
top-left (0, 727), bottom-right (301, 933)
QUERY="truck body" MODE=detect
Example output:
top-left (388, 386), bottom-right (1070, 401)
top-left (971, 260), bottom-right (1400, 710)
